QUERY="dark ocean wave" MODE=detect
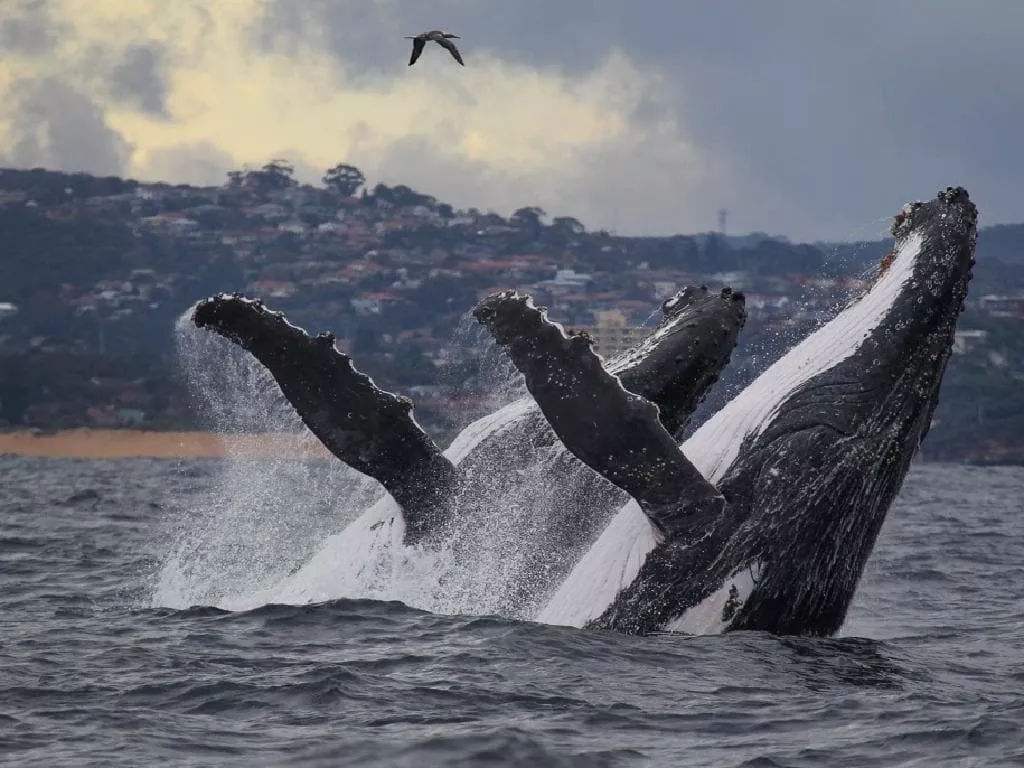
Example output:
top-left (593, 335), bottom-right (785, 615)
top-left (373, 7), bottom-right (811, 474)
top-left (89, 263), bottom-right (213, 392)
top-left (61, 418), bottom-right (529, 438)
top-left (2, 457), bottom-right (1023, 766)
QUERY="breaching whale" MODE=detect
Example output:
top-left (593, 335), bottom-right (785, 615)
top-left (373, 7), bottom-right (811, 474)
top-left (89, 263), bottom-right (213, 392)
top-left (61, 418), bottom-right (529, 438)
top-left (192, 284), bottom-right (746, 616)
top-left (481, 187), bottom-right (978, 635)
top-left (188, 187), bottom-right (976, 636)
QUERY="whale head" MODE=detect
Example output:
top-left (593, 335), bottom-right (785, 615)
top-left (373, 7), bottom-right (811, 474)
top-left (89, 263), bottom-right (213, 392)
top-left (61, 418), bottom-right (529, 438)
top-left (667, 188), bottom-right (978, 636)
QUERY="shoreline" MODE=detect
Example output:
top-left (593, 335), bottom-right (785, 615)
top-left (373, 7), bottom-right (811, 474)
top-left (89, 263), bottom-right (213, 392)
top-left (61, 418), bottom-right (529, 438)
top-left (0, 429), bottom-right (333, 460)
top-left (0, 429), bottom-right (1020, 466)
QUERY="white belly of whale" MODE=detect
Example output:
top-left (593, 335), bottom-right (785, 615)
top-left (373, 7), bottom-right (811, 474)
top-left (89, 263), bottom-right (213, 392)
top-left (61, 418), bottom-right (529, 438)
top-left (666, 562), bottom-right (763, 635)
top-left (538, 233), bottom-right (922, 629)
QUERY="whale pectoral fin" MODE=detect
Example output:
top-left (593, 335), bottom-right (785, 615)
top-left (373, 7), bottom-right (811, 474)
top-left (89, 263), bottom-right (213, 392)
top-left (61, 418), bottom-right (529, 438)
top-left (473, 291), bottom-right (724, 536)
top-left (193, 294), bottom-right (459, 542)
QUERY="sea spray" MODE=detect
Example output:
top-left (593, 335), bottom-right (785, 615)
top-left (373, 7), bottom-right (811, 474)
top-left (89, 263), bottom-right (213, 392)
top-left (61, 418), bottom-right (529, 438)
top-left (154, 307), bottom-right (618, 620)
top-left (438, 313), bottom-right (528, 428)
top-left (153, 310), bottom-right (380, 609)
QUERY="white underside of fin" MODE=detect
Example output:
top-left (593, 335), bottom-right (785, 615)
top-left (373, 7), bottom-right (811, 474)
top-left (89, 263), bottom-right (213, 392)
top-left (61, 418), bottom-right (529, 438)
top-left (535, 499), bottom-right (660, 627)
top-left (666, 562), bottom-right (762, 635)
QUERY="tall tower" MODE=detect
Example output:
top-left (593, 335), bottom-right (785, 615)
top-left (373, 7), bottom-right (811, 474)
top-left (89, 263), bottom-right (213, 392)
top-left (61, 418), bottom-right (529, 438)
top-left (717, 208), bottom-right (728, 236)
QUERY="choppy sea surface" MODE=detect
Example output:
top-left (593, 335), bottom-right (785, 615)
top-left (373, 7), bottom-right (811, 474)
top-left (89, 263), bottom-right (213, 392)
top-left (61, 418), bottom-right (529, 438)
top-left (2, 457), bottom-right (1022, 767)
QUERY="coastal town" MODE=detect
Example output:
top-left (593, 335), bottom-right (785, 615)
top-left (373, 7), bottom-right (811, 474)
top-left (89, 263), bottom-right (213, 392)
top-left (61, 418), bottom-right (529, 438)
top-left (2, 163), bottom-right (1023, 461)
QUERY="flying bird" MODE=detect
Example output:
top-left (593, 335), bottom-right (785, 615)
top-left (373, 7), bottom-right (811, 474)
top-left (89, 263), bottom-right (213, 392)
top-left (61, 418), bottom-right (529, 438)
top-left (406, 30), bottom-right (464, 66)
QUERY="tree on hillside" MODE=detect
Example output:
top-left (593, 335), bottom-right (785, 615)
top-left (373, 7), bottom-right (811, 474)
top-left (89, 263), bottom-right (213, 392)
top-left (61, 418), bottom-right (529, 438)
top-left (552, 216), bottom-right (585, 236)
top-left (322, 163), bottom-right (365, 196)
top-left (511, 206), bottom-right (546, 228)
top-left (256, 159), bottom-right (297, 190)
top-left (225, 159), bottom-right (297, 193)
top-left (511, 206), bottom-right (546, 241)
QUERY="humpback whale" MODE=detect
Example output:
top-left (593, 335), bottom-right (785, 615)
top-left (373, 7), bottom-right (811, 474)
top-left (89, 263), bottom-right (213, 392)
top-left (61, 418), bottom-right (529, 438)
top-left (189, 187), bottom-right (976, 636)
top-left (193, 285), bottom-right (745, 615)
top-left (483, 187), bottom-right (978, 635)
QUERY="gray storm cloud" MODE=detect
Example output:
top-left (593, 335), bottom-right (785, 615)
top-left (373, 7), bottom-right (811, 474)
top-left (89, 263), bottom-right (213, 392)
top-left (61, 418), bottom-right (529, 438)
top-left (253, 1), bottom-right (1024, 239)
top-left (1, 1), bottom-right (1020, 240)
top-left (0, 0), bottom-right (61, 55)
top-left (2, 78), bottom-right (131, 176)
top-left (108, 45), bottom-right (170, 116)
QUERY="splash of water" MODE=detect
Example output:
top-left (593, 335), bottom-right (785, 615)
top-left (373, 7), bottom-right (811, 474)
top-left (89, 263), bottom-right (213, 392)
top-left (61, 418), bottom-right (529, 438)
top-left (153, 309), bottom-right (380, 608)
top-left (155, 307), bottom-right (607, 622)
top-left (438, 312), bottom-right (527, 427)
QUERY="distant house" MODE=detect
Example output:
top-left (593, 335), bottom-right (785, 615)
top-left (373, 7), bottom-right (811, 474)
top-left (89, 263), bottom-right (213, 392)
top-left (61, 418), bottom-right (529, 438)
top-left (709, 271), bottom-right (754, 290)
top-left (250, 203), bottom-right (289, 222)
top-left (133, 187), bottom-right (161, 200)
top-left (351, 297), bottom-right (381, 315)
top-left (571, 309), bottom-right (650, 358)
top-left (351, 291), bottom-right (401, 315)
top-left (409, 205), bottom-right (439, 220)
top-left (317, 222), bottom-right (346, 234)
top-left (139, 213), bottom-right (199, 235)
top-left (743, 293), bottom-right (791, 312)
top-left (953, 329), bottom-right (988, 355)
top-left (391, 270), bottom-right (422, 290)
top-left (477, 224), bottom-right (517, 236)
top-left (277, 220), bottom-right (307, 235)
top-left (428, 268), bottom-right (464, 279)
top-left (547, 269), bottom-right (593, 288)
top-left (979, 294), bottom-right (1024, 318)
top-left (247, 280), bottom-right (296, 299)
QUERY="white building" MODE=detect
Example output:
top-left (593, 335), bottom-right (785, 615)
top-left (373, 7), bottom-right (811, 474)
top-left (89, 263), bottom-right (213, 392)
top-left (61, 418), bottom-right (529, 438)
top-left (953, 329), bottom-right (988, 355)
top-left (548, 269), bottom-right (593, 288)
top-left (573, 309), bottom-right (650, 358)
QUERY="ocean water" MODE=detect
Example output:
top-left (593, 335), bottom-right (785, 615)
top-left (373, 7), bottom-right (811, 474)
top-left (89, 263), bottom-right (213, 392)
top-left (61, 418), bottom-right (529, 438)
top-left (2, 456), bottom-right (1023, 767)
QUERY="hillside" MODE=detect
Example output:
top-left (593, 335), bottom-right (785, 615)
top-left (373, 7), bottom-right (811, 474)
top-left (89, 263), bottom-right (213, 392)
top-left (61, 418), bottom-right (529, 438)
top-left (0, 164), bottom-right (1022, 463)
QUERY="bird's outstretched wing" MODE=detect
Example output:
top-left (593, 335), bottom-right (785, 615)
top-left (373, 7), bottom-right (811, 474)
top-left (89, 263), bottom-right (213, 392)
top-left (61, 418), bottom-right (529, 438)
top-left (409, 38), bottom-right (425, 66)
top-left (437, 37), bottom-right (464, 65)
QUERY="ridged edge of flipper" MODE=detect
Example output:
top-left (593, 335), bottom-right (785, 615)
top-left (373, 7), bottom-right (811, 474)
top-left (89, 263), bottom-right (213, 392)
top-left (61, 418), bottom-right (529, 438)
top-left (193, 294), bottom-right (459, 542)
top-left (473, 291), bottom-right (724, 537)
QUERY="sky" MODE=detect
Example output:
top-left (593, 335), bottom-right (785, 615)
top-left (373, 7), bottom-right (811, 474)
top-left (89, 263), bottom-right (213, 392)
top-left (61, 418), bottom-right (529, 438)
top-left (1, 0), bottom-right (1021, 241)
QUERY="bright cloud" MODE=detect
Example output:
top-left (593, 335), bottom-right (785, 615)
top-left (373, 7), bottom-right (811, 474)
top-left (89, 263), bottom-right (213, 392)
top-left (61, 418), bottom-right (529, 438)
top-left (2, 0), bottom-right (1020, 238)
top-left (0, 0), bottom-right (713, 232)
